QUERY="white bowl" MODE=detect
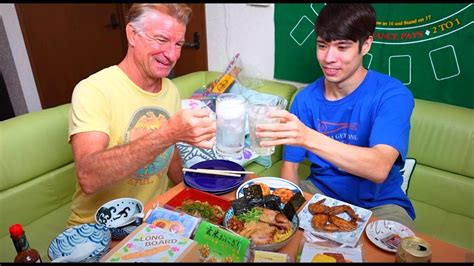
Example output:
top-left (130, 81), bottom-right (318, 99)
top-left (48, 223), bottom-right (111, 262)
top-left (95, 197), bottom-right (144, 239)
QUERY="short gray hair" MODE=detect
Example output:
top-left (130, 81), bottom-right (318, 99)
top-left (127, 4), bottom-right (192, 32)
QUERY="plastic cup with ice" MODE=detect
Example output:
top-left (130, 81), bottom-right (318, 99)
top-left (248, 93), bottom-right (288, 156)
top-left (215, 93), bottom-right (247, 159)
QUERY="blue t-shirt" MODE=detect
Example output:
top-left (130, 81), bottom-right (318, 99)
top-left (283, 70), bottom-right (416, 219)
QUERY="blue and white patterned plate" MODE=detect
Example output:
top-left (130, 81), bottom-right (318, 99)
top-left (298, 194), bottom-right (372, 247)
top-left (48, 223), bottom-right (111, 262)
top-left (235, 177), bottom-right (304, 199)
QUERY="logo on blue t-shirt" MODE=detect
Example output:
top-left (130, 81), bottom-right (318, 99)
top-left (318, 121), bottom-right (358, 134)
top-left (318, 121), bottom-right (359, 143)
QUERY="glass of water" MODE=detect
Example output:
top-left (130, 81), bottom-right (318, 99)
top-left (248, 93), bottom-right (288, 156)
top-left (215, 93), bottom-right (247, 159)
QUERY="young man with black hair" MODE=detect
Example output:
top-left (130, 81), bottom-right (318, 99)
top-left (257, 4), bottom-right (416, 229)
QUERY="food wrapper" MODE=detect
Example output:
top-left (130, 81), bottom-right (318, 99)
top-left (299, 241), bottom-right (364, 262)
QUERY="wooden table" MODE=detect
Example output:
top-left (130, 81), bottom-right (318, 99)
top-left (112, 180), bottom-right (472, 262)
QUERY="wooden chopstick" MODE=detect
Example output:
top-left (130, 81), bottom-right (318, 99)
top-left (195, 168), bottom-right (254, 174)
top-left (182, 168), bottom-right (242, 177)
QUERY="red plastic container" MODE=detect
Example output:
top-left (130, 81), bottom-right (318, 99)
top-left (164, 187), bottom-right (231, 225)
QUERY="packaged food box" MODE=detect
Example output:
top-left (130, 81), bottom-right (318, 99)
top-left (299, 242), bottom-right (363, 263)
top-left (192, 220), bottom-right (250, 262)
top-left (145, 206), bottom-right (200, 238)
top-left (100, 223), bottom-right (199, 262)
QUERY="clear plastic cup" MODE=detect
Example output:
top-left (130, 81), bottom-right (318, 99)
top-left (215, 93), bottom-right (247, 159)
top-left (247, 93), bottom-right (287, 156)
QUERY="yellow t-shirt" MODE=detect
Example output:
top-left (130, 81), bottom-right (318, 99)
top-left (67, 65), bottom-right (181, 227)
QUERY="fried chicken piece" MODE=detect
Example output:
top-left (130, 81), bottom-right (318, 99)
top-left (308, 199), bottom-right (330, 215)
top-left (308, 199), bottom-right (360, 232)
top-left (328, 204), bottom-right (360, 221)
top-left (328, 215), bottom-right (358, 231)
top-left (311, 213), bottom-right (329, 231)
top-left (322, 223), bottom-right (343, 232)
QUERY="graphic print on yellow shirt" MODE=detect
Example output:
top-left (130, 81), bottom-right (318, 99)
top-left (125, 107), bottom-right (174, 186)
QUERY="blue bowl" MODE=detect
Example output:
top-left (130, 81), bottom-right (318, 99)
top-left (95, 197), bottom-right (144, 240)
top-left (48, 223), bottom-right (111, 262)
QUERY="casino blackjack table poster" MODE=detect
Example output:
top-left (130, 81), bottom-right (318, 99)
top-left (274, 4), bottom-right (473, 109)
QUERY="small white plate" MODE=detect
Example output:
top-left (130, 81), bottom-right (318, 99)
top-left (365, 219), bottom-right (415, 252)
top-left (235, 177), bottom-right (304, 199)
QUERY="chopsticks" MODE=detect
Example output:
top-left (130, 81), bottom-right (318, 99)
top-left (182, 168), bottom-right (254, 177)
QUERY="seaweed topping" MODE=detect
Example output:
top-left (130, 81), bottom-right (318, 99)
top-left (263, 195), bottom-right (282, 211)
top-left (242, 184), bottom-right (265, 209)
top-left (247, 196), bottom-right (264, 209)
top-left (243, 184), bottom-right (263, 201)
top-left (231, 197), bottom-right (249, 216)
top-left (282, 202), bottom-right (296, 220)
top-left (287, 192), bottom-right (306, 211)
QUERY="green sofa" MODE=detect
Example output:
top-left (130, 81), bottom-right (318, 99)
top-left (0, 71), bottom-right (472, 262)
top-left (0, 104), bottom-right (76, 262)
top-left (405, 99), bottom-right (473, 251)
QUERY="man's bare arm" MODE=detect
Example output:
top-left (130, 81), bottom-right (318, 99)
top-left (72, 108), bottom-right (215, 194)
top-left (258, 110), bottom-right (399, 183)
top-left (280, 161), bottom-right (301, 186)
top-left (167, 147), bottom-right (184, 185)
top-left (72, 129), bottom-right (174, 194)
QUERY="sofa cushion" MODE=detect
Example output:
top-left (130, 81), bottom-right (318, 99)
top-left (408, 99), bottom-right (474, 178)
top-left (0, 163), bottom-right (76, 234)
top-left (411, 199), bottom-right (473, 252)
top-left (0, 104), bottom-right (73, 191)
top-left (407, 163), bottom-right (473, 250)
